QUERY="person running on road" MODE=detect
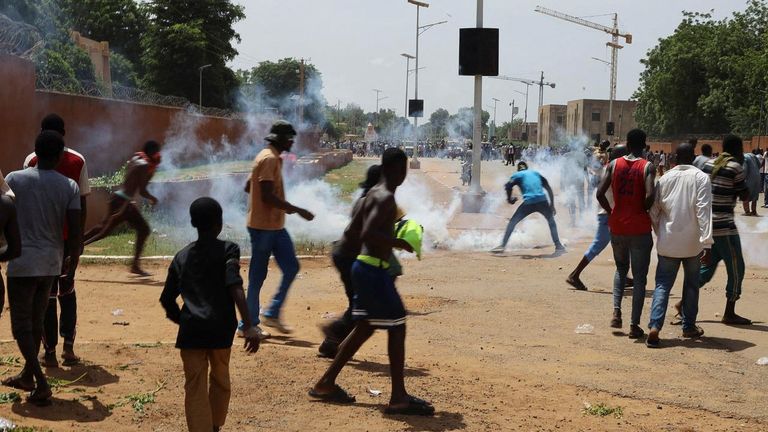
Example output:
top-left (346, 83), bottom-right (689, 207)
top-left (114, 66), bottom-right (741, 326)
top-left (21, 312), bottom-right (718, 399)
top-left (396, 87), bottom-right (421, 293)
top-left (83, 140), bottom-right (162, 276)
top-left (596, 129), bottom-right (656, 339)
top-left (491, 161), bottom-right (565, 254)
top-left (566, 144), bottom-right (633, 291)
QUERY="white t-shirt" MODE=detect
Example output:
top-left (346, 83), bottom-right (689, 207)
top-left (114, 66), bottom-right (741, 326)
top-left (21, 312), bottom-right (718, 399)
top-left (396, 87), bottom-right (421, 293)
top-left (5, 167), bottom-right (80, 277)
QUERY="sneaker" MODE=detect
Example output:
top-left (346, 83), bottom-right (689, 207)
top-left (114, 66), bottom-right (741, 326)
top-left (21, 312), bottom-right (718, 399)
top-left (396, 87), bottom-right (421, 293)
top-left (628, 324), bottom-right (645, 339)
top-left (490, 245), bottom-right (505, 254)
top-left (261, 317), bottom-right (293, 334)
top-left (237, 326), bottom-right (271, 340)
top-left (610, 310), bottom-right (622, 329)
top-left (682, 325), bottom-right (704, 338)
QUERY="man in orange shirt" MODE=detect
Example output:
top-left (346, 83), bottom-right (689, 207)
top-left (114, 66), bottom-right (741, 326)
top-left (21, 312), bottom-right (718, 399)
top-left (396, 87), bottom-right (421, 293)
top-left (239, 121), bottom-right (314, 338)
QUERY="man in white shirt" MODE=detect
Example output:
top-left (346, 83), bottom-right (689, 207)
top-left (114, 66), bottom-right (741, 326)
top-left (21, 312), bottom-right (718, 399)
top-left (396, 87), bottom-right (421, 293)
top-left (646, 143), bottom-right (713, 348)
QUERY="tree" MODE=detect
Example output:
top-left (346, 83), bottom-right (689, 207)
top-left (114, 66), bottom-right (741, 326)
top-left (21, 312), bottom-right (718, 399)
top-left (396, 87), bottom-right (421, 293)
top-left (141, 0), bottom-right (244, 108)
top-left (634, 1), bottom-right (768, 137)
top-left (447, 107), bottom-right (490, 139)
top-left (429, 108), bottom-right (450, 137)
top-left (110, 51), bottom-right (138, 87)
top-left (238, 58), bottom-right (327, 126)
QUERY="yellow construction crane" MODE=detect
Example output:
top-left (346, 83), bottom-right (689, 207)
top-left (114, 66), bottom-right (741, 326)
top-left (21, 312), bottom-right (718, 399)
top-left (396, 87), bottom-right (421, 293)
top-left (534, 6), bottom-right (632, 137)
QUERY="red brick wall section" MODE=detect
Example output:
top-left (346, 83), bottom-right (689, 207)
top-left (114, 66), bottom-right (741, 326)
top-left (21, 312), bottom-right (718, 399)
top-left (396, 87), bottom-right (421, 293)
top-left (0, 53), bottom-right (250, 176)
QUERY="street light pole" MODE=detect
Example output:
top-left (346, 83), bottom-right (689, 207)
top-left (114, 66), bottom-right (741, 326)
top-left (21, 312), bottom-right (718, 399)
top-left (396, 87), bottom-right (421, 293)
top-left (470, 0), bottom-right (484, 195)
top-left (491, 97), bottom-right (499, 140)
top-left (401, 53), bottom-right (415, 118)
top-left (198, 64), bottom-right (212, 111)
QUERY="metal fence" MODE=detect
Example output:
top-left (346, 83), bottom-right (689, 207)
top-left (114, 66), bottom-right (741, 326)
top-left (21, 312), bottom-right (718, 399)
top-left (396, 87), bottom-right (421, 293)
top-left (0, 13), bottom-right (43, 58)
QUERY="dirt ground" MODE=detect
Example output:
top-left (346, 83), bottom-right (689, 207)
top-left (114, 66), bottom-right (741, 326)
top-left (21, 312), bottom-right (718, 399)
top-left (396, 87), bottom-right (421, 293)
top-left (1, 158), bottom-right (767, 431)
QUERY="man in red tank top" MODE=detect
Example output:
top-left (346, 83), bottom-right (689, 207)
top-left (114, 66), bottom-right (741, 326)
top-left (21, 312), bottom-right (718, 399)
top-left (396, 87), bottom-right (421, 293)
top-left (24, 114), bottom-right (90, 368)
top-left (596, 129), bottom-right (656, 339)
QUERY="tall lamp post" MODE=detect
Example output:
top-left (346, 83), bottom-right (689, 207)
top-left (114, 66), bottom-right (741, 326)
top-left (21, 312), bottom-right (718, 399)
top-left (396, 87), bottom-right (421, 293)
top-left (198, 64), bottom-right (212, 111)
top-left (490, 97), bottom-right (500, 140)
top-left (400, 53), bottom-right (415, 118)
top-left (407, 0), bottom-right (447, 168)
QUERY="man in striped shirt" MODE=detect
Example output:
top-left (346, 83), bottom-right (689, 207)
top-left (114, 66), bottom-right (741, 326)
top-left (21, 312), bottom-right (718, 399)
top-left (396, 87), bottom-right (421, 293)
top-left (698, 134), bottom-right (752, 325)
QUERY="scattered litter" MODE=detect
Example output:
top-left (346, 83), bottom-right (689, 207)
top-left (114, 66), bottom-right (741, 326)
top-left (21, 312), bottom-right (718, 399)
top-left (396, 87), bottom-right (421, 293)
top-left (128, 241), bottom-right (135, 245)
top-left (574, 324), bottom-right (594, 334)
top-left (366, 387), bottom-right (382, 397)
top-left (111, 309), bottom-right (124, 316)
top-left (321, 312), bottom-right (335, 320)
top-left (757, 357), bottom-right (768, 366)
top-left (715, 313), bottom-right (721, 318)
top-left (112, 321), bottom-right (130, 326)
top-left (158, 234), bottom-right (168, 238)
top-left (0, 417), bottom-right (15, 429)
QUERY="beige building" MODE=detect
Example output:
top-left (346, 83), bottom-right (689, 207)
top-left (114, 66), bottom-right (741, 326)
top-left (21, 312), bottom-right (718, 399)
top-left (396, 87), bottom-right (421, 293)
top-left (565, 99), bottom-right (637, 144)
top-left (507, 122), bottom-right (538, 143)
top-left (537, 104), bottom-right (567, 146)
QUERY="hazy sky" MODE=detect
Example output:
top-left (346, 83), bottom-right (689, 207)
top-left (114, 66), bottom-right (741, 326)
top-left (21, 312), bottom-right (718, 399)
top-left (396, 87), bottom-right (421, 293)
top-left (230, 0), bottom-right (744, 123)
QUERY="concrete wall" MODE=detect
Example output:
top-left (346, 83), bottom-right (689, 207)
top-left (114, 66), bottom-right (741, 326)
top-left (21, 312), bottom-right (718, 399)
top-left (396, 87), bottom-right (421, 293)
top-left (537, 104), bottom-right (566, 146)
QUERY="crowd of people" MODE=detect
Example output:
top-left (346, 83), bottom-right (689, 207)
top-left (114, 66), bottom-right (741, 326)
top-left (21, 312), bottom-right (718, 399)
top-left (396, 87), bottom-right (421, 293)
top-left (0, 115), bottom-right (763, 430)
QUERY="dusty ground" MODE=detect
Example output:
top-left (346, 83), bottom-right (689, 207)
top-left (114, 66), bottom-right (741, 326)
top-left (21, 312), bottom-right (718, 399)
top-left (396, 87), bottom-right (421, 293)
top-left (0, 158), bottom-right (767, 431)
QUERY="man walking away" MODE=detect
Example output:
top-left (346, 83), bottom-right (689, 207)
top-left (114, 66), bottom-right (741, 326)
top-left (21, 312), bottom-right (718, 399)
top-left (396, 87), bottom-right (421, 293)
top-left (491, 161), bottom-right (565, 254)
top-left (25, 114), bottom-right (91, 367)
top-left (693, 144), bottom-right (713, 170)
top-left (0, 185), bottom-right (21, 319)
top-left (698, 135), bottom-right (752, 325)
top-left (742, 149), bottom-right (760, 216)
top-left (646, 143), bottom-right (712, 348)
top-left (240, 120), bottom-right (314, 337)
top-left (2, 131), bottom-right (81, 405)
top-left (160, 197), bottom-right (260, 432)
top-left (596, 129), bottom-right (656, 339)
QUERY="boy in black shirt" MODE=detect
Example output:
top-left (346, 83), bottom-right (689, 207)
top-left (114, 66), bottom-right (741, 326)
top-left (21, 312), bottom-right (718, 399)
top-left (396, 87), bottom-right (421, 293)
top-left (160, 197), bottom-right (259, 432)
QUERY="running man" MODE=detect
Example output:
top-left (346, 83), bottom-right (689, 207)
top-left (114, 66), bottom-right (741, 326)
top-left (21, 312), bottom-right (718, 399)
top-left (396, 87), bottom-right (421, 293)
top-left (597, 128), bottom-right (656, 339)
top-left (491, 161), bottom-right (565, 254)
top-left (25, 114), bottom-right (91, 367)
top-left (83, 140), bottom-right (161, 276)
top-left (566, 144), bottom-right (631, 291)
top-left (310, 148), bottom-right (433, 416)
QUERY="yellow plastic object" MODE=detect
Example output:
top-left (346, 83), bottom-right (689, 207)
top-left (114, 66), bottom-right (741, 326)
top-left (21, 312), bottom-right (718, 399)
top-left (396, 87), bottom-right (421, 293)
top-left (395, 219), bottom-right (424, 260)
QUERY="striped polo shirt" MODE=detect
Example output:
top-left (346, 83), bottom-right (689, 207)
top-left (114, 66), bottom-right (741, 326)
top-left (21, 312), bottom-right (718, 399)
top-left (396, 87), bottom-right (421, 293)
top-left (701, 158), bottom-right (745, 237)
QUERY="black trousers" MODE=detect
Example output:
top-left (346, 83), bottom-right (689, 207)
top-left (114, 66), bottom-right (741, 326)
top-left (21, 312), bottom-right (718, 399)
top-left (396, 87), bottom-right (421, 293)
top-left (323, 251), bottom-right (356, 345)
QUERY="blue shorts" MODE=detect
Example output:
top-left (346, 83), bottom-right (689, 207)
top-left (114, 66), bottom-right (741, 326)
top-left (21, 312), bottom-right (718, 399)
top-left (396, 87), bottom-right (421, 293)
top-left (351, 260), bottom-right (406, 328)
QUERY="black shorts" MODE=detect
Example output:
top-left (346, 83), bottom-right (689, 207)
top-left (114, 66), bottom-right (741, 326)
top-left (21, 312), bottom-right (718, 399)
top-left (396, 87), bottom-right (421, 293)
top-left (351, 260), bottom-right (406, 329)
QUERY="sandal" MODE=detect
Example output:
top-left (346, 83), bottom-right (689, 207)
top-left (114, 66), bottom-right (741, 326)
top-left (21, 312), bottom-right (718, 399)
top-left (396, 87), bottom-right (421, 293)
top-left (565, 278), bottom-right (587, 291)
top-left (2, 374), bottom-right (35, 391)
top-left (385, 396), bottom-right (435, 416)
top-left (308, 385), bottom-right (356, 404)
top-left (27, 386), bottom-right (52, 407)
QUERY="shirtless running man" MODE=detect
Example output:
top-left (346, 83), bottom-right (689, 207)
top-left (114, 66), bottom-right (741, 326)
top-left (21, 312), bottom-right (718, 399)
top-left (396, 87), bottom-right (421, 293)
top-left (83, 140), bottom-right (161, 276)
top-left (310, 148), bottom-right (434, 416)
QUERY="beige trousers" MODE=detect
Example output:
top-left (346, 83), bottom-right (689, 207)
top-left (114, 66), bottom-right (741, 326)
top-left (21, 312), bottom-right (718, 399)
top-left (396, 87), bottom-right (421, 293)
top-left (180, 348), bottom-right (232, 432)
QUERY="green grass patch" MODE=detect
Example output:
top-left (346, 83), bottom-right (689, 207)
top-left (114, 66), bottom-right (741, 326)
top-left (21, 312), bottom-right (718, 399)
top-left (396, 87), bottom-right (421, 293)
top-left (582, 402), bottom-right (623, 419)
top-left (0, 356), bottom-right (21, 367)
top-left (108, 380), bottom-right (165, 413)
top-left (152, 160), bottom-right (253, 182)
top-left (322, 159), bottom-right (376, 200)
top-left (0, 391), bottom-right (20, 404)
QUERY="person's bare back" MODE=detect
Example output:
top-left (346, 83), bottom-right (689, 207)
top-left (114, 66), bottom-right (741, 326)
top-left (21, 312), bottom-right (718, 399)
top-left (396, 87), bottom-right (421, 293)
top-left (359, 184), bottom-right (397, 262)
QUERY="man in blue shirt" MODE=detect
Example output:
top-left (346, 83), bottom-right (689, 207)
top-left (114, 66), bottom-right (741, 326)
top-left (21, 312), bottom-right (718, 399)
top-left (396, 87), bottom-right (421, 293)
top-left (491, 161), bottom-right (565, 254)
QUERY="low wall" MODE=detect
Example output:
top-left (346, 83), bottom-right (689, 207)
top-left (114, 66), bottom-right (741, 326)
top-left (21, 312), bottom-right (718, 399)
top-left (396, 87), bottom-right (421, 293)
top-left (648, 137), bottom-right (766, 154)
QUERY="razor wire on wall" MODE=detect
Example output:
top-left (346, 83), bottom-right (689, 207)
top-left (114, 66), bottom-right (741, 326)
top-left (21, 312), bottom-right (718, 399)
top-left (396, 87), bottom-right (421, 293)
top-left (0, 13), bottom-right (43, 58)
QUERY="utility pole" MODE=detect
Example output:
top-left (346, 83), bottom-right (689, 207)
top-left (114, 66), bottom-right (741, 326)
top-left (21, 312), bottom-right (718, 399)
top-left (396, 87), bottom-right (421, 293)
top-left (298, 58), bottom-right (305, 126)
top-left (491, 97), bottom-right (499, 139)
top-left (470, 0), bottom-right (483, 195)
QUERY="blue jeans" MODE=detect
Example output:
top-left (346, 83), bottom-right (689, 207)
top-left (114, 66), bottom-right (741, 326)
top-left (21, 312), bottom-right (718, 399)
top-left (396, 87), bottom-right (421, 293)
top-left (611, 233), bottom-right (653, 325)
top-left (763, 173), bottom-right (767, 206)
top-left (500, 200), bottom-right (563, 249)
top-left (240, 228), bottom-right (299, 328)
top-left (584, 214), bottom-right (610, 261)
top-left (649, 255), bottom-right (700, 332)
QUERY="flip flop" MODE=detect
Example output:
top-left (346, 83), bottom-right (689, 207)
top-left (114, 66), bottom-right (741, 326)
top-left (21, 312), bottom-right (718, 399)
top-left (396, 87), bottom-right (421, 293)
top-left (308, 385), bottom-right (356, 404)
top-left (385, 396), bottom-right (435, 416)
top-left (27, 386), bottom-right (53, 407)
top-left (565, 278), bottom-right (587, 291)
top-left (2, 374), bottom-right (35, 392)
